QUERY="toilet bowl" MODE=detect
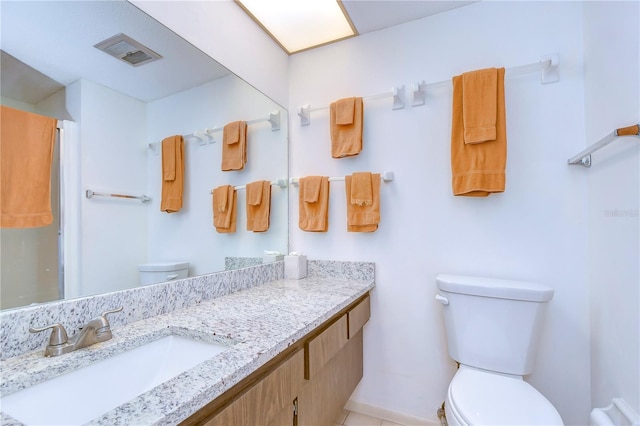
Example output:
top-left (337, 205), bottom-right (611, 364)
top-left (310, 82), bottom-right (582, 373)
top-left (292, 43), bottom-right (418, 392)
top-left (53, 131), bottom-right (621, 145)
top-left (436, 274), bottom-right (563, 426)
top-left (445, 365), bottom-right (563, 426)
top-left (138, 262), bottom-right (189, 285)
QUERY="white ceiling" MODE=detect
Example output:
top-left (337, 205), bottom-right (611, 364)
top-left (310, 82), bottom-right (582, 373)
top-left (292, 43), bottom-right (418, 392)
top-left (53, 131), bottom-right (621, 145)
top-left (0, 1), bottom-right (230, 104)
top-left (1, 1), bottom-right (477, 105)
top-left (342, 0), bottom-right (477, 35)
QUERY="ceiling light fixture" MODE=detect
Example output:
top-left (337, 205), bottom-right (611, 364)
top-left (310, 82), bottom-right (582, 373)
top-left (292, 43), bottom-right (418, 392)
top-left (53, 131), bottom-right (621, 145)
top-left (236, 0), bottom-right (357, 54)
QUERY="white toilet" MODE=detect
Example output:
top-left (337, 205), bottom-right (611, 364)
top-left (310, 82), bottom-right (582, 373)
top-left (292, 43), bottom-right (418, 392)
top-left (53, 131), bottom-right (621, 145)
top-left (435, 274), bottom-right (563, 426)
top-left (138, 262), bottom-right (189, 285)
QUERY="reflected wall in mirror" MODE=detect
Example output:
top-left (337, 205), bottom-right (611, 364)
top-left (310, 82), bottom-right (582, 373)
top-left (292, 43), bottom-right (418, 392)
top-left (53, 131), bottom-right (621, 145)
top-left (0, 0), bottom-right (288, 310)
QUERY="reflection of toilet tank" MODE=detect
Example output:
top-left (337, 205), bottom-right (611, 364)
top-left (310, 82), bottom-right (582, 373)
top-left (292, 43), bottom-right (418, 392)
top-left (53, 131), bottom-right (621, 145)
top-left (436, 274), bottom-right (554, 376)
top-left (138, 262), bottom-right (189, 285)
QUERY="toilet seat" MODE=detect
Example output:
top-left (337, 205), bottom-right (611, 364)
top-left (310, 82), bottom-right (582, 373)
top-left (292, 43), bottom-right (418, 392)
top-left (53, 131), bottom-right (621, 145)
top-left (447, 366), bottom-right (563, 425)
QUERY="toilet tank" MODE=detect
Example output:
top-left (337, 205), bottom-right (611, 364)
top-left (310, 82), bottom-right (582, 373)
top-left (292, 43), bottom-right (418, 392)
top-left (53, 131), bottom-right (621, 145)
top-left (138, 262), bottom-right (189, 285)
top-left (436, 274), bottom-right (554, 376)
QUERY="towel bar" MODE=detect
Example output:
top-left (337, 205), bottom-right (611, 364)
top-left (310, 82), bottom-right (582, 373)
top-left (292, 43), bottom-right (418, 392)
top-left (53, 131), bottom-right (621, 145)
top-left (568, 124), bottom-right (640, 167)
top-left (290, 171), bottom-right (394, 187)
top-left (147, 111), bottom-right (281, 154)
top-left (209, 178), bottom-right (288, 194)
top-left (85, 190), bottom-right (151, 203)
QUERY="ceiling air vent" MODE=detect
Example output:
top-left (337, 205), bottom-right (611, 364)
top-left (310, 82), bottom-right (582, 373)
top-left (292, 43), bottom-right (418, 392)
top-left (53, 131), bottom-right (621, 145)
top-left (94, 33), bottom-right (162, 67)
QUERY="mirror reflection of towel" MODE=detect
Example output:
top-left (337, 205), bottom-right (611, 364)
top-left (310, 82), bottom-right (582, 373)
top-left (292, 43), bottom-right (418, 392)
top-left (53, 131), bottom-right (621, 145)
top-left (330, 97), bottom-right (363, 158)
top-left (345, 173), bottom-right (380, 232)
top-left (298, 176), bottom-right (329, 232)
top-left (246, 180), bottom-right (271, 232)
top-left (1, 106), bottom-right (57, 228)
top-left (222, 121), bottom-right (247, 171)
top-left (160, 135), bottom-right (184, 212)
top-left (213, 185), bottom-right (236, 233)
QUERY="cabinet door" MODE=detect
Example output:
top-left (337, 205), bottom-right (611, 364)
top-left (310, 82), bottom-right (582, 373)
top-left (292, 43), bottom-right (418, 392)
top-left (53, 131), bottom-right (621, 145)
top-left (205, 349), bottom-right (304, 426)
top-left (297, 330), bottom-right (364, 426)
top-left (305, 315), bottom-right (348, 380)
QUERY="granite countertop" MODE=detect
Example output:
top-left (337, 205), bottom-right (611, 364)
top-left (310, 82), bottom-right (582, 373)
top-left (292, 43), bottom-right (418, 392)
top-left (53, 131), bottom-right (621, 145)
top-left (0, 276), bottom-right (374, 425)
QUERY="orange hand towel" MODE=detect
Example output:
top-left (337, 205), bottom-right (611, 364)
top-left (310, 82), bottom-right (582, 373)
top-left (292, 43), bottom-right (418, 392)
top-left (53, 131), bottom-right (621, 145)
top-left (302, 175), bottom-right (322, 203)
top-left (451, 67), bottom-right (507, 197)
top-left (462, 68), bottom-right (498, 144)
top-left (350, 172), bottom-right (373, 206)
top-left (222, 120), bottom-right (247, 171)
top-left (160, 135), bottom-right (184, 212)
top-left (345, 173), bottom-right (380, 232)
top-left (246, 180), bottom-right (271, 232)
top-left (298, 176), bottom-right (330, 232)
top-left (330, 97), bottom-right (363, 158)
top-left (1, 106), bottom-right (57, 228)
top-left (212, 185), bottom-right (236, 233)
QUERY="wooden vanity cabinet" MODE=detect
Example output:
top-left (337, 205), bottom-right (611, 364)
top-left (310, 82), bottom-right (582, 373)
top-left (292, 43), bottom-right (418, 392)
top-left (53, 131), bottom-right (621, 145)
top-left (182, 294), bottom-right (370, 426)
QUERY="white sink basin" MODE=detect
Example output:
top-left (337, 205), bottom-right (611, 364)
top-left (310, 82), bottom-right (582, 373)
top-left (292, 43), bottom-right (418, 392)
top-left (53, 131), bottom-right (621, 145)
top-left (2, 335), bottom-right (228, 425)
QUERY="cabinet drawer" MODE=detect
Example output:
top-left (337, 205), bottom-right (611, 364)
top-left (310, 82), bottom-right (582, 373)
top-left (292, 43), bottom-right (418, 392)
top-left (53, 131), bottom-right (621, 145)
top-left (348, 295), bottom-right (370, 338)
top-left (305, 315), bottom-right (348, 380)
top-left (206, 349), bottom-right (304, 426)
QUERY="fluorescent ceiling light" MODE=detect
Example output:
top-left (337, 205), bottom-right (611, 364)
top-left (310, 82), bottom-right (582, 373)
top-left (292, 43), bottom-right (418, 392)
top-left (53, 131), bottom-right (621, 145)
top-left (237, 0), bottom-right (356, 54)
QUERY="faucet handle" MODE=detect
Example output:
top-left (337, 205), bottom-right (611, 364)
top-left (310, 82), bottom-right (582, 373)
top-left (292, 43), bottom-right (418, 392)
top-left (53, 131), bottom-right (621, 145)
top-left (100, 307), bottom-right (123, 326)
top-left (29, 323), bottom-right (69, 346)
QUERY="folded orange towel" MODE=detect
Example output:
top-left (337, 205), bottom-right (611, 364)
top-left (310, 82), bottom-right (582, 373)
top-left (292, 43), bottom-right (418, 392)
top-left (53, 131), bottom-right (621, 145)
top-left (335, 97), bottom-right (355, 125)
top-left (222, 120), bottom-right (247, 171)
top-left (451, 67), bottom-right (507, 197)
top-left (350, 172), bottom-right (373, 206)
top-left (345, 173), bottom-right (380, 232)
top-left (330, 97), bottom-right (363, 158)
top-left (463, 68), bottom-right (498, 144)
top-left (1, 106), bottom-right (57, 228)
top-left (160, 135), bottom-right (184, 212)
top-left (212, 185), bottom-right (236, 233)
top-left (246, 180), bottom-right (271, 232)
top-left (302, 175), bottom-right (323, 203)
top-left (299, 176), bottom-right (330, 232)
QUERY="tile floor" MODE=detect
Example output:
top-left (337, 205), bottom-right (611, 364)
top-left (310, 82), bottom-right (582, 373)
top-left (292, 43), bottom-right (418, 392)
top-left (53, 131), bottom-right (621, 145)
top-left (335, 409), bottom-right (404, 426)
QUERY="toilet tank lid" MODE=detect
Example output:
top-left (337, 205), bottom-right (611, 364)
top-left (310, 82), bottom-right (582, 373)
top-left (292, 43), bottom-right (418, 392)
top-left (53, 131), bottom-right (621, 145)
top-left (138, 262), bottom-right (189, 272)
top-left (436, 274), bottom-right (554, 302)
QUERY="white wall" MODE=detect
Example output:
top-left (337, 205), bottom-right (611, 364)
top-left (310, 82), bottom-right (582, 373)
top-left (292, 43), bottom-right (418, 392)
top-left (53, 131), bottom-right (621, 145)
top-left (77, 79), bottom-right (149, 296)
top-left (583, 1), bottom-right (640, 416)
top-left (146, 74), bottom-right (288, 274)
top-left (130, 0), bottom-right (289, 107)
top-left (289, 2), bottom-right (590, 424)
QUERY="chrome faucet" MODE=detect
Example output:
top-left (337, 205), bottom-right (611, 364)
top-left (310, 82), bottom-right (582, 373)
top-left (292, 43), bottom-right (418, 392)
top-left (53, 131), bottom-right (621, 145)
top-left (29, 307), bottom-right (123, 357)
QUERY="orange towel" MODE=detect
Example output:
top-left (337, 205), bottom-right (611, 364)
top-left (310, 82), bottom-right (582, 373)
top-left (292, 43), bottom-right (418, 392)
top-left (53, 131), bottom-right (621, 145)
top-left (1, 106), bottom-right (57, 228)
top-left (302, 175), bottom-right (322, 203)
top-left (160, 135), bottom-right (184, 212)
top-left (345, 173), bottom-right (380, 232)
top-left (350, 172), bottom-right (373, 206)
top-left (246, 180), bottom-right (271, 232)
top-left (451, 67), bottom-right (507, 197)
top-left (222, 120), bottom-right (247, 171)
top-left (212, 185), bottom-right (236, 233)
top-left (330, 97), bottom-right (363, 158)
top-left (462, 68), bottom-right (498, 144)
top-left (299, 176), bottom-right (330, 232)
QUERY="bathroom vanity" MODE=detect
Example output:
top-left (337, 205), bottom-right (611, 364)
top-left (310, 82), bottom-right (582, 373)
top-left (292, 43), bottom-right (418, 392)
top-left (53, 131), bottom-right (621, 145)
top-left (0, 261), bottom-right (374, 425)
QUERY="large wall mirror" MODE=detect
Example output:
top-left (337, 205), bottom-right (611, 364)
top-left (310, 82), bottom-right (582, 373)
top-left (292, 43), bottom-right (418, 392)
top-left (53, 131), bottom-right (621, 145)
top-left (0, 0), bottom-right (289, 310)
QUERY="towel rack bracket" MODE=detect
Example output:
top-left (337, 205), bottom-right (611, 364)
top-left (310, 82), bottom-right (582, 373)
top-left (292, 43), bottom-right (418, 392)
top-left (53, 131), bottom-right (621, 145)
top-left (392, 86), bottom-right (405, 110)
top-left (568, 154), bottom-right (591, 168)
top-left (269, 111), bottom-right (281, 131)
top-left (412, 81), bottom-right (426, 107)
top-left (298, 105), bottom-right (311, 126)
top-left (541, 53), bottom-right (560, 84)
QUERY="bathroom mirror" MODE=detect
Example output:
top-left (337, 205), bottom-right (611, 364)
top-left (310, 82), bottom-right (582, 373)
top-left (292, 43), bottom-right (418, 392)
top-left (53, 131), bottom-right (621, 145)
top-left (0, 0), bottom-right (289, 310)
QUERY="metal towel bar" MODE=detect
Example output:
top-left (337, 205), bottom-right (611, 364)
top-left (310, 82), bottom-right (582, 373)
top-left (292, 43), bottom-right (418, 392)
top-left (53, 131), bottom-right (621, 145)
top-left (568, 124), bottom-right (640, 167)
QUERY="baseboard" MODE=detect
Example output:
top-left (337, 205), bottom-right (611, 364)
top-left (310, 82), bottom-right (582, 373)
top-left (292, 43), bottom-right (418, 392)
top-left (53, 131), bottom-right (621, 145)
top-left (345, 399), bottom-right (440, 426)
